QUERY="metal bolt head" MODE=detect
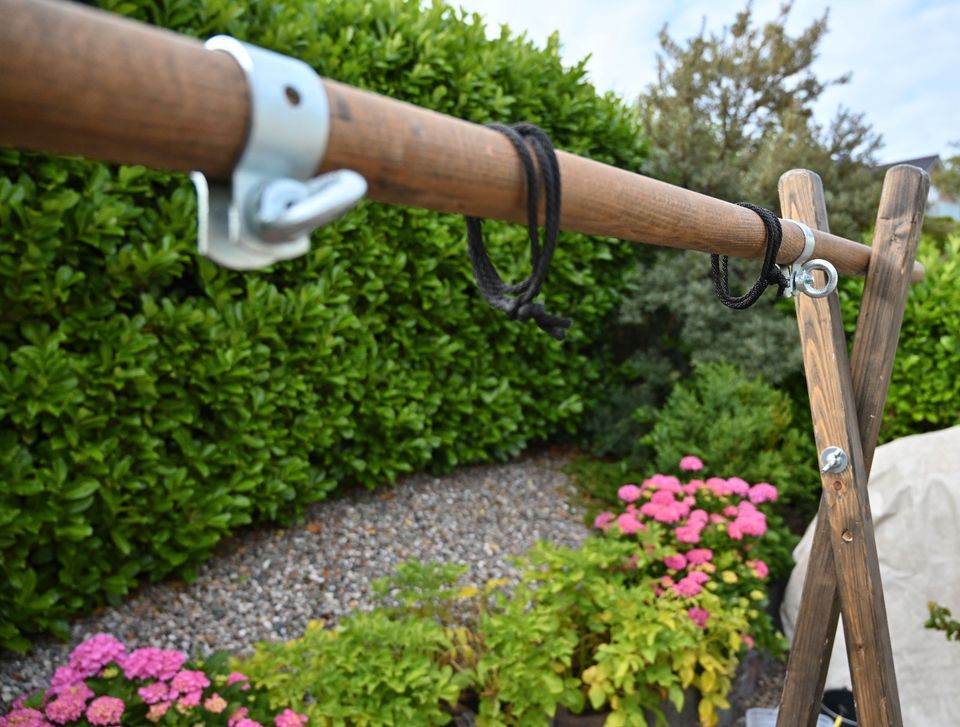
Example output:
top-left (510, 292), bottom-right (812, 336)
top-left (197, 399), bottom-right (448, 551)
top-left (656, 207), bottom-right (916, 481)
top-left (821, 446), bottom-right (849, 474)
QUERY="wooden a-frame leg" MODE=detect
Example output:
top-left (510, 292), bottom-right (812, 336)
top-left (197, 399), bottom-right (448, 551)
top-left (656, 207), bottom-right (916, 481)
top-left (775, 166), bottom-right (928, 726)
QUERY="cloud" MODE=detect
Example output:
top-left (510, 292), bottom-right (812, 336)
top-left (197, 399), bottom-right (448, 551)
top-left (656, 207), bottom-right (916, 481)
top-left (452, 0), bottom-right (960, 161)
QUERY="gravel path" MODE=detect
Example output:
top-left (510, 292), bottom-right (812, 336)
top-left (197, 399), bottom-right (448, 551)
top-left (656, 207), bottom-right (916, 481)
top-left (0, 454), bottom-right (589, 709)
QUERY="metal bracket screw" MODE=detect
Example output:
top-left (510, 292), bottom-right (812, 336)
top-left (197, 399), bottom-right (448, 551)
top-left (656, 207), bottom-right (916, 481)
top-left (820, 446), bottom-right (849, 474)
top-left (780, 220), bottom-right (840, 299)
top-left (191, 36), bottom-right (366, 270)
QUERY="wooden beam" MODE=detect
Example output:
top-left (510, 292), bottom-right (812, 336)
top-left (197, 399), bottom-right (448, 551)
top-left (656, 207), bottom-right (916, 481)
top-left (777, 165), bottom-right (927, 725)
top-left (0, 0), bottom-right (924, 281)
top-left (776, 168), bottom-right (927, 726)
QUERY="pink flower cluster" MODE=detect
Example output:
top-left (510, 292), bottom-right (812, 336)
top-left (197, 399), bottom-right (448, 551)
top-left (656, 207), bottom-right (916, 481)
top-left (687, 607), bottom-right (710, 629)
top-left (275, 710), bottom-right (309, 727)
top-left (2, 635), bottom-right (307, 727)
top-left (593, 457), bottom-right (779, 630)
top-left (122, 647), bottom-right (187, 681)
top-left (67, 634), bottom-right (126, 679)
top-left (595, 458), bottom-right (774, 547)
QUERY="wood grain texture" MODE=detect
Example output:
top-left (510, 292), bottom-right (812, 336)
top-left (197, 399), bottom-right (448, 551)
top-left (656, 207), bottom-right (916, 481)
top-left (777, 170), bottom-right (903, 727)
top-left (850, 165), bottom-right (930, 472)
top-left (780, 510), bottom-right (842, 727)
top-left (0, 0), bottom-right (248, 179)
top-left (0, 0), bottom-right (924, 281)
top-left (776, 172), bottom-right (841, 727)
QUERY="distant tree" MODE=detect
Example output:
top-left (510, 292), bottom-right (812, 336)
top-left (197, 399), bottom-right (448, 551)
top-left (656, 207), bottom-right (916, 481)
top-left (932, 142), bottom-right (960, 201)
top-left (639, 2), bottom-right (882, 239)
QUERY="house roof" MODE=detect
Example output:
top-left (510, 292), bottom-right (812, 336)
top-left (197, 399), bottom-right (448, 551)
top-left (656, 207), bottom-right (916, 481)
top-left (882, 155), bottom-right (941, 173)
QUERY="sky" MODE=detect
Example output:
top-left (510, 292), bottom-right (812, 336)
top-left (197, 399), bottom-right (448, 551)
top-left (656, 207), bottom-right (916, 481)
top-left (451, 0), bottom-right (959, 164)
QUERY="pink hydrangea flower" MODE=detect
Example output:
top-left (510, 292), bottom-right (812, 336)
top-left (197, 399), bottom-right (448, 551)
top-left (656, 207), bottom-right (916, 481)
top-left (747, 559), bottom-right (770, 579)
top-left (274, 709), bottom-right (309, 727)
top-left (616, 511), bottom-right (643, 535)
top-left (68, 635), bottom-right (126, 678)
top-left (660, 575), bottom-right (675, 588)
top-left (679, 455), bottom-right (704, 472)
top-left (706, 477), bottom-right (730, 496)
top-left (672, 575), bottom-right (704, 597)
top-left (617, 484), bottom-right (643, 503)
top-left (123, 648), bottom-right (186, 681)
top-left (685, 548), bottom-right (714, 565)
top-left (663, 554), bottom-right (687, 570)
top-left (648, 473), bottom-right (682, 493)
top-left (688, 509), bottom-right (709, 526)
top-left (178, 691), bottom-right (202, 709)
top-left (743, 634), bottom-right (756, 650)
top-left (4, 707), bottom-right (51, 726)
top-left (46, 681), bottom-right (93, 703)
top-left (229, 707), bottom-right (250, 727)
top-left (204, 694), bottom-right (228, 714)
top-left (48, 666), bottom-right (85, 694)
top-left (723, 505), bottom-right (739, 517)
top-left (675, 525), bottom-right (702, 544)
top-left (682, 480), bottom-right (704, 495)
top-left (593, 512), bottom-right (616, 531)
top-left (749, 483), bottom-right (778, 504)
top-left (235, 720), bottom-right (265, 727)
top-left (726, 477), bottom-right (751, 496)
top-left (225, 672), bottom-right (249, 687)
top-left (732, 502), bottom-right (767, 537)
top-left (170, 670), bottom-right (209, 695)
top-left (138, 682), bottom-right (173, 705)
top-left (146, 702), bottom-right (171, 723)
top-left (44, 694), bottom-right (86, 725)
top-left (688, 607), bottom-right (710, 628)
top-left (641, 490), bottom-right (690, 523)
top-left (85, 696), bottom-right (124, 726)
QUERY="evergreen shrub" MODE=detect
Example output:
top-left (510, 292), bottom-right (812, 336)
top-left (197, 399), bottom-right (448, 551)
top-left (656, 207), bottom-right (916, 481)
top-left (638, 362), bottom-right (819, 510)
top-left (0, 0), bottom-right (647, 650)
top-left (838, 234), bottom-right (960, 442)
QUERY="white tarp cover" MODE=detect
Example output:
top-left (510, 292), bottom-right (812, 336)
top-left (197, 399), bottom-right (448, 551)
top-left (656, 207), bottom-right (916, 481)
top-left (781, 425), bottom-right (960, 726)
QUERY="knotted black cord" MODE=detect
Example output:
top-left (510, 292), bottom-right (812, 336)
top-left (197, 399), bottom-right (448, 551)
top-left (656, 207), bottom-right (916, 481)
top-left (465, 123), bottom-right (571, 340)
top-left (711, 202), bottom-right (790, 309)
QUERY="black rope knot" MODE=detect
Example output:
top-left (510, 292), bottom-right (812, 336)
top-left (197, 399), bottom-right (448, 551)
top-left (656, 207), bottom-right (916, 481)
top-left (465, 122), bottom-right (571, 340)
top-left (710, 202), bottom-right (790, 310)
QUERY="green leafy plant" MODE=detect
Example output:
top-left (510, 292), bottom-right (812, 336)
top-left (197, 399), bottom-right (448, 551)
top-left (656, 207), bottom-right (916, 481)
top-left (243, 614), bottom-right (467, 726)
top-left (838, 234), bottom-right (960, 442)
top-left (0, 0), bottom-right (648, 650)
top-left (516, 536), bottom-right (749, 727)
top-left (470, 586), bottom-right (584, 726)
top-left (241, 534), bottom-right (758, 727)
top-left (925, 601), bottom-right (960, 642)
top-left (638, 362), bottom-right (819, 513)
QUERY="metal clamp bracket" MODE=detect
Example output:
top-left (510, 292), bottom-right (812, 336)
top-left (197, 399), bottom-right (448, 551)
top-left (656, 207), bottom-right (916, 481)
top-left (780, 220), bottom-right (839, 298)
top-left (190, 36), bottom-right (366, 270)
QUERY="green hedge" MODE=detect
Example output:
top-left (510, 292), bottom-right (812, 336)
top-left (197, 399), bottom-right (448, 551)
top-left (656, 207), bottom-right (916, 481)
top-left (0, 0), bottom-right (647, 650)
top-left (839, 234), bottom-right (960, 442)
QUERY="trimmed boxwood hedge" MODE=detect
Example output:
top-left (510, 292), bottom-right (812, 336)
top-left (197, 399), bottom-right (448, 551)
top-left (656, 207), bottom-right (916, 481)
top-left (0, 0), bottom-right (647, 650)
top-left (838, 233), bottom-right (960, 442)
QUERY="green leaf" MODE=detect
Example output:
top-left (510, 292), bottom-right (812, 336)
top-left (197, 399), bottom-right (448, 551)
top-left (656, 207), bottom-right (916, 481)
top-left (63, 480), bottom-right (100, 500)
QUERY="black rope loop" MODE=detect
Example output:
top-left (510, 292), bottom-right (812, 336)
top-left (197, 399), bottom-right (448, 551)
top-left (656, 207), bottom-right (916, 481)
top-left (711, 203), bottom-right (790, 310)
top-left (465, 123), bottom-right (571, 340)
